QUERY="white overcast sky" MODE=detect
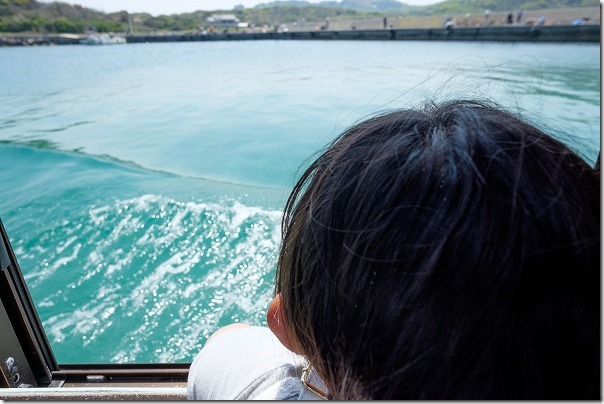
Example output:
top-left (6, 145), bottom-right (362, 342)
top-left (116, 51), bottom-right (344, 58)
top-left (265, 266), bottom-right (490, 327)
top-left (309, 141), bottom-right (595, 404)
top-left (40, 0), bottom-right (444, 16)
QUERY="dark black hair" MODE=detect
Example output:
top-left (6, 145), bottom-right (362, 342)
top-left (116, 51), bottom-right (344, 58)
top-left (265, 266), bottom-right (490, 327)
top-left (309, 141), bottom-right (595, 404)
top-left (276, 100), bottom-right (600, 399)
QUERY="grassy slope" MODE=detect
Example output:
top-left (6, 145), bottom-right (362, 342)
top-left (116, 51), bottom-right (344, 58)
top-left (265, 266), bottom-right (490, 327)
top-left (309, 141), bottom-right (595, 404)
top-left (0, 0), bottom-right (599, 33)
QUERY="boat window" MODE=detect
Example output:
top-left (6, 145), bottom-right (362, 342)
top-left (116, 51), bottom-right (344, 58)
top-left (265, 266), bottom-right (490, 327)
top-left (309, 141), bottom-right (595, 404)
top-left (1, 34), bottom-right (599, 368)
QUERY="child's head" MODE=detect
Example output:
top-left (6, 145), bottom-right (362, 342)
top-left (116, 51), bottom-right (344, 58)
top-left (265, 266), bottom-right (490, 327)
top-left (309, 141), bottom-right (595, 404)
top-left (269, 100), bottom-right (600, 399)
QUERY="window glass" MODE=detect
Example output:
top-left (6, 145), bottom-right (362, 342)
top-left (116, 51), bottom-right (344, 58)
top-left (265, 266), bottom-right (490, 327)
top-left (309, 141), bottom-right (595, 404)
top-left (0, 39), bottom-right (599, 364)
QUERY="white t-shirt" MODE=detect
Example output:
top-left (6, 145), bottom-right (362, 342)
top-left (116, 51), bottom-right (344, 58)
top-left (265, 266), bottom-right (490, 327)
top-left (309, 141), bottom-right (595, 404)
top-left (187, 326), bottom-right (327, 400)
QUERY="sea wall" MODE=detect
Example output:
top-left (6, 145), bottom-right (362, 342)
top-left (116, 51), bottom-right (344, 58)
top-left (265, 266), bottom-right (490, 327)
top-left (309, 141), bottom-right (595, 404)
top-left (0, 33), bottom-right (81, 46)
top-left (0, 24), bottom-right (599, 46)
top-left (126, 25), bottom-right (600, 44)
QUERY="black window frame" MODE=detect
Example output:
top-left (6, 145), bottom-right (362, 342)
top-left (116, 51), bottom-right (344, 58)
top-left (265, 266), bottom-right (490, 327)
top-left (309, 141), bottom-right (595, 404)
top-left (0, 218), bottom-right (189, 389)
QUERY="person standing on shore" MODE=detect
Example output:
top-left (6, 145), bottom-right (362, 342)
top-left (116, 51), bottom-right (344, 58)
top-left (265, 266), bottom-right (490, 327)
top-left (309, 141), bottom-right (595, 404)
top-left (483, 9), bottom-right (490, 25)
top-left (507, 12), bottom-right (513, 24)
top-left (516, 9), bottom-right (524, 25)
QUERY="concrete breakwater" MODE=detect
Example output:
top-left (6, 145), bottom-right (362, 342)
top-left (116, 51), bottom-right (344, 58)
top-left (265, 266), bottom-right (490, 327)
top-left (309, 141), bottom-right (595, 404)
top-left (0, 25), bottom-right (599, 46)
top-left (0, 33), bottom-right (81, 46)
top-left (127, 25), bottom-right (600, 44)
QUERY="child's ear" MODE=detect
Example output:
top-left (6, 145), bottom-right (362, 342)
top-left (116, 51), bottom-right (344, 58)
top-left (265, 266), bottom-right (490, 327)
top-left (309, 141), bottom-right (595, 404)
top-left (267, 293), bottom-right (304, 355)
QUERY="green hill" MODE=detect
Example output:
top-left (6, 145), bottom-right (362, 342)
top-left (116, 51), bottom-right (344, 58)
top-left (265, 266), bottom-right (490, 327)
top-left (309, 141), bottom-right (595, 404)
top-left (0, 0), bottom-right (385, 33)
top-left (423, 0), bottom-right (598, 15)
top-left (0, 0), bottom-right (127, 32)
top-left (0, 0), bottom-right (599, 34)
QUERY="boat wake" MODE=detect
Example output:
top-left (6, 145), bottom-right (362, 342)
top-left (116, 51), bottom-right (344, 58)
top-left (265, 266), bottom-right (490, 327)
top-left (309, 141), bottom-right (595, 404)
top-left (13, 193), bottom-right (282, 363)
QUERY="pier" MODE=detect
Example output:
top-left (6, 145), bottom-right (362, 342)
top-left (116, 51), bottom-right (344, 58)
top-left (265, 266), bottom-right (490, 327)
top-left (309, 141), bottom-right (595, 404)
top-left (0, 24), bottom-right (600, 46)
top-left (127, 25), bottom-right (600, 43)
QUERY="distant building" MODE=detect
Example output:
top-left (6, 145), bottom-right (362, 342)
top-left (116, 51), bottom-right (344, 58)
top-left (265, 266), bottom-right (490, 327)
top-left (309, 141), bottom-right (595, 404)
top-left (206, 14), bottom-right (240, 28)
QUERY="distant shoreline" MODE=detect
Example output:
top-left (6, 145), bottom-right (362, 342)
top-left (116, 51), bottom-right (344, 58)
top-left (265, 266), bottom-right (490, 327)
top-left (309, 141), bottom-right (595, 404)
top-left (0, 24), bottom-right (599, 46)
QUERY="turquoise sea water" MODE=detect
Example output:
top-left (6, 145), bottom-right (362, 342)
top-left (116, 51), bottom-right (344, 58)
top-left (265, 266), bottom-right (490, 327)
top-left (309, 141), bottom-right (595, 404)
top-left (0, 40), bottom-right (599, 363)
